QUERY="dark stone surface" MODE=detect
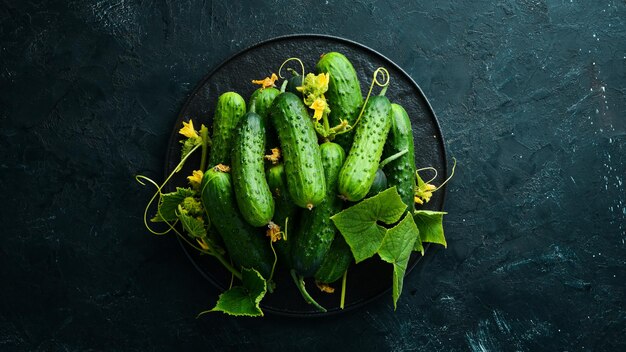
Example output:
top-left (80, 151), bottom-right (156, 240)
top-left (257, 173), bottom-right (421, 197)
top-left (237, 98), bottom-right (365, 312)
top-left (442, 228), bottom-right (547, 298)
top-left (1, 0), bottom-right (624, 351)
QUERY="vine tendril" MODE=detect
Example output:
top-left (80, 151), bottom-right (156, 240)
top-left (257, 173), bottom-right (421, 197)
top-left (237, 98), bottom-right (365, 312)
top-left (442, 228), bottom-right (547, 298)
top-left (278, 57), bottom-right (305, 80)
top-left (339, 67), bottom-right (390, 134)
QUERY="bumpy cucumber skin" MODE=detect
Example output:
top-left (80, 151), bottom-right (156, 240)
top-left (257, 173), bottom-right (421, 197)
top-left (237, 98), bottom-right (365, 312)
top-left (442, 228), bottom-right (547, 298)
top-left (292, 142), bottom-right (345, 277)
top-left (200, 168), bottom-right (274, 279)
top-left (314, 234), bottom-right (353, 284)
top-left (315, 52), bottom-right (364, 150)
top-left (382, 104), bottom-right (417, 211)
top-left (367, 168), bottom-right (388, 197)
top-left (249, 87), bottom-right (281, 149)
top-left (232, 112), bottom-right (275, 227)
top-left (248, 87), bottom-right (280, 119)
top-left (269, 92), bottom-right (326, 209)
top-left (338, 95), bottom-right (392, 202)
top-left (208, 92), bottom-right (246, 168)
top-left (266, 164), bottom-right (299, 268)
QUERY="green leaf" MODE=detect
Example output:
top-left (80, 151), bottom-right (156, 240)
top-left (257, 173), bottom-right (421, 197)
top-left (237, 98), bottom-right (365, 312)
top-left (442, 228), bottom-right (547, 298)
top-left (176, 205), bottom-right (207, 239)
top-left (413, 210), bottom-right (447, 247)
top-left (330, 187), bottom-right (407, 263)
top-left (210, 268), bottom-right (267, 317)
top-left (151, 187), bottom-right (195, 222)
top-left (377, 213), bottom-right (419, 309)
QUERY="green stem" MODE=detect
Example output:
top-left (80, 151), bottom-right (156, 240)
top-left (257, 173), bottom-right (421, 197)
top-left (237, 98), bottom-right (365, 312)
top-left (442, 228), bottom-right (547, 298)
top-left (200, 129), bottom-right (210, 172)
top-left (268, 239), bottom-right (278, 288)
top-left (290, 270), bottom-right (327, 312)
top-left (322, 111), bottom-right (330, 135)
top-left (379, 148), bottom-right (408, 169)
top-left (212, 252), bottom-right (242, 281)
top-left (280, 80), bottom-right (288, 93)
top-left (340, 270), bottom-right (348, 310)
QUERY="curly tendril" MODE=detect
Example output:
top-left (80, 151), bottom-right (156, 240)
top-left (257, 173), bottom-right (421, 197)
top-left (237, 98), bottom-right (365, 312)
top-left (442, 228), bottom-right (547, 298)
top-left (278, 57), bottom-right (306, 80)
top-left (341, 67), bottom-right (390, 133)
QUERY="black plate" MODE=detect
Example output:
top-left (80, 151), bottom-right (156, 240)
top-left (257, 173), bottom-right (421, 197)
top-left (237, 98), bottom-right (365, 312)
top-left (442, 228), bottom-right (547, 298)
top-left (164, 34), bottom-right (447, 317)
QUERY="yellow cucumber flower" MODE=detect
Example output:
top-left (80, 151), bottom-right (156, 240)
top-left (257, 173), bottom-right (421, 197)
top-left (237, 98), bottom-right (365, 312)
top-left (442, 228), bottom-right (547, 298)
top-left (315, 282), bottom-right (335, 293)
top-left (215, 164), bottom-right (231, 172)
top-left (315, 72), bottom-right (330, 91)
top-left (414, 183), bottom-right (436, 205)
top-left (310, 98), bottom-right (327, 122)
top-left (264, 148), bottom-right (281, 164)
top-left (266, 222), bottom-right (282, 242)
top-left (252, 73), bottom-right (278, 89)
top-left (179, 120), bottom-right (199, 139)
top-left (187, 170), bottom-right (203, 188)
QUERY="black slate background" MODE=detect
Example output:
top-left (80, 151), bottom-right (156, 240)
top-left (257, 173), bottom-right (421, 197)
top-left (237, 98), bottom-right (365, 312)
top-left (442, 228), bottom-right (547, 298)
top-left (1, 0), bottom-right (625, 351)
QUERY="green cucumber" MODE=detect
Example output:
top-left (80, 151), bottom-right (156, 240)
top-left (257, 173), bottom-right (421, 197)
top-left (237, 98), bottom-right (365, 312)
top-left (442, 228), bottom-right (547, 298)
top-left (249, 87), bottom-right (281, 150)
top-left (208, 92), bottom-right (246, 168)
top-left (200, 168), bottom-right (274, 279)
top-left (366, 168), bottom-right (388, 197)
top-left (286, 74), bottom-right (303, 97)
top-left (266, 163), bottom-right (298, 267)
top-left (269, 92), bottom-right (326, 209)
top-left (232, 111), bottom-right (275, 227)
top-left (248, 87), bottom-right (280, 119)
top-left (292, 142), bottom-right (345, 277)
top-left (314, 235), bottom-right (353, 284)
top-left (338, 95), bottom-right (392, 202)
top-left (382, 104), bottom-right (416, 211)
top-left (315, 52), bottom-right (364, 149)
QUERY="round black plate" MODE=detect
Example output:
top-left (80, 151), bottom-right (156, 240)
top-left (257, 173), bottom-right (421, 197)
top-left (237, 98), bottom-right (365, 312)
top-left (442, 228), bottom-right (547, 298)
top-left (165, 34), bottom-right (447, 317)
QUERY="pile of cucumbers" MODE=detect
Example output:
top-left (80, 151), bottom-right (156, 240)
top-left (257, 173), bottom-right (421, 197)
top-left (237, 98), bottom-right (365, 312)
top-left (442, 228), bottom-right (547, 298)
top-left (199, 52), bottom-right (418, 307)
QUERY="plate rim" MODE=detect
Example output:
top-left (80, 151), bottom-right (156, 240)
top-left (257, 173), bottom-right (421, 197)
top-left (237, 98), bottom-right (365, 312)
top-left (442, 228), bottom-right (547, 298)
top-left (165, 33), bottom-right (448, 317)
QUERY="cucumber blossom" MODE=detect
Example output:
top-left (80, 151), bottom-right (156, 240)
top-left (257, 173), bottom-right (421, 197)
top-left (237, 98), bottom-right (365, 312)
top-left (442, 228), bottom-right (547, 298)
top-left (208, 92), bottom-right (246, 168)
top-left (269, 92), bottom-right (326, 209)
top-left (200, 168), bottom-right (274, 279)
top-left (338, 95), bottom-right (392, 202)
top-left (231, 111), bottom-right (275, 227)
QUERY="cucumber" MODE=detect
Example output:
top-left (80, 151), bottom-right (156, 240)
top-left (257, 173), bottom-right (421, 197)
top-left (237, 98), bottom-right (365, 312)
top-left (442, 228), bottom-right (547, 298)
top-left (208, 92), bottom-right (246, 168)
top-left (249, 87), bottom-right (281, 150)
top-left (338, 95), bottom-right (392, 202)
top-left (292, 142), bottom-right (345, 277)
top-left (314, 235), bottom-right (353, 284)
top-left (286, 74), bottom-right (303, 97)
top-left (248, 87), bottom-right (280, 119)
top-left (269, 92), bottom-right (326, 209)
top-left (200, 168), bottom-right (274, 279)
top-left (315, 52), bottom-right (364, 150)
top-left (266, 163), bottom-right (298, 267)
top-left (382, 104), bottom-right (416, 211)
top-left (366, 168), bottom-right (388, 197)
top-left (232, 111), bottom-right (275, 227)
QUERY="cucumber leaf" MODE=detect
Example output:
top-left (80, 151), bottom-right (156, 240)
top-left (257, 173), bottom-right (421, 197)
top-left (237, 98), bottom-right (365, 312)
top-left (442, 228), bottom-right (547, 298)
top-left (413, 210), bottom-right (447, 247)
top-left (377, 213), bottom-right (419, 309)
top-left (151, 187), bottom-right (195, 222)
top-left (176, 205), bottom-right (206, 238)
top-left (210, 268), bottom-right (267, 317)
top-left (330, 187), bottom-right (407, 263)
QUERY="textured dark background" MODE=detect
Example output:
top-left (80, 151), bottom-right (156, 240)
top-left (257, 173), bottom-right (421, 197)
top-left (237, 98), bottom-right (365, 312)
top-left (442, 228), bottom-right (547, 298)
top-left (1, 0), bottom-right (625, 351)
